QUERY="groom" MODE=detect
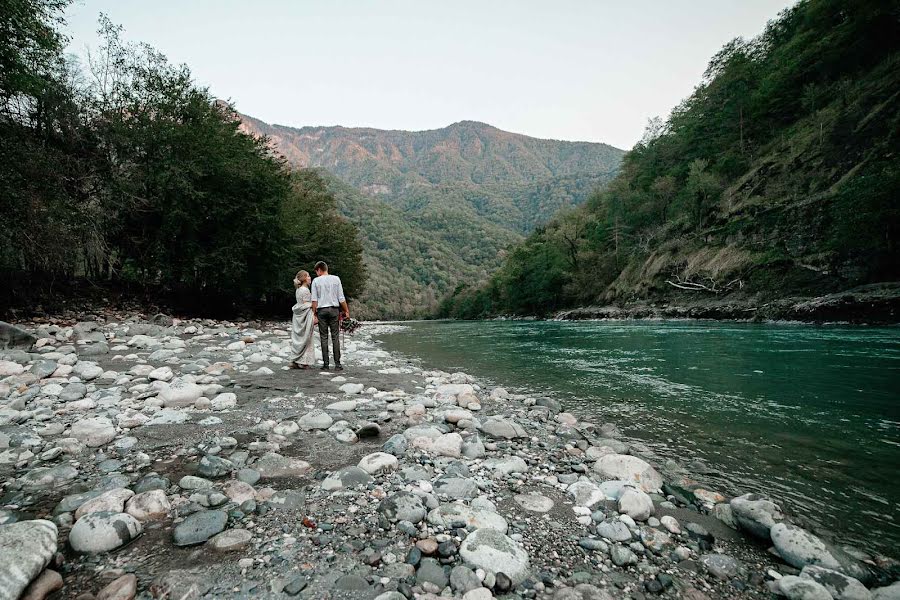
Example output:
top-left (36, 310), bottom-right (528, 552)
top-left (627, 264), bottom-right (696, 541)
top-left (311, 261), bottom-right (350, 370)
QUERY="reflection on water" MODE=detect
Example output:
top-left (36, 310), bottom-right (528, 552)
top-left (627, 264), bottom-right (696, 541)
top-left (379, 320), bottom-right (900, 556)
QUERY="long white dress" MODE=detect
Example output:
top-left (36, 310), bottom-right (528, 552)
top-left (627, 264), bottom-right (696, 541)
top-left (290, 286), bottom-right (316, 366)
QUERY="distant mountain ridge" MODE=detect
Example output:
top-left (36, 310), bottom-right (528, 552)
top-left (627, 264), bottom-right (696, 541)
top-left (238, 114), bottom-right (625, 318)
top-left (239, 115), bottom-right (623, 194)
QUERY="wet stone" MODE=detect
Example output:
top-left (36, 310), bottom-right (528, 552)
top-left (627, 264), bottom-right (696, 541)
top-left (322, 466), bottom-right (374, 491)
top-left (610, 546), bottom-right (638, 567)
top-left (700, 553), bottom-right (744, 580)
top-left (379, 491), bottom-right (426, 524)
top-left (433, 475), bottom-right (478, 499)
top-left (197, 455), bottom-right (234, 478)
top-left (172, 510), bottom-right (228, 546)
top-left (417, 557), bottom-right (449, 589)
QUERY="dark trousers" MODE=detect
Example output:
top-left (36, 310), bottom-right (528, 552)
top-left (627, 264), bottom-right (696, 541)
top-left (317, 307), bottom-right (341, 366)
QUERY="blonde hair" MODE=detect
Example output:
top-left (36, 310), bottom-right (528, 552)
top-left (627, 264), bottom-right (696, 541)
top-left (295, 270), bottom-right (309, 285)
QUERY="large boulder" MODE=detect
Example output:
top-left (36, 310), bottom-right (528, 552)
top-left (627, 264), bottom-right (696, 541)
top-left (357, 452), bottom-right (399, 475)
top-left (432, 475), bottom-right (478, 500)
top-left (173, 511), bottom-right (228, 546)
top-left (158, 380), bottom-right (203, 408)
top-left (617, 487), bottom-right (654, 521)
top-left (777, 575), bottom-right (834, 600)
top-left (482, 456), bottom-right (528, 476)
top-left (379, 492), bottom-right (426, 524)
top-left (459, 528), bottom-right (530, 584)
top-left (730, 493), bottom-right (784, 539)
top-left (0, 321), bottom-right (35, 350)
top-left (800, 565), bottom-right (872, 600)
top-left (479, 416), bottom-right (527, 439)
top-left (126, 490), bottom-right (171, 521)
top-left (595, 518), bottom-right (632, 542)
top-left (434, 384), bottom-right (475, 403)
top-left (20, 465), bottom-right (79, 490)
top-left (70, 417), bottom-right (117, 447)
top-left (431, 433), bottom-right (463, 458)
top-left (771, 524), bottom-right (870, 582)
top-left (74, 488), bottom-right (134, 520)
top-left (567, 481), bottom-right (606, 508)
top-left (0, 360), bottom-right (25, 377)
top-left (593, 454), bottom-right (663, 492)
top-left (298, 409), bottom-right (333, 431)
top-left (427, 503), bottom-right (509, 534)
top-left (872, 582), bottom-right (900, 600)
top-left (69, 512), bottom-right (142, 553)
top-left (321, 466), bottom-right (374, 491)
top-left (0, 520), bottom-right (57, 600)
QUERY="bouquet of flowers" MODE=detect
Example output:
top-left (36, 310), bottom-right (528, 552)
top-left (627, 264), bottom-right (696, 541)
top-left (340, 316), bottom-right (361, 335)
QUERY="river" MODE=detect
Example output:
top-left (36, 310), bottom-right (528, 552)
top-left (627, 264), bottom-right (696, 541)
top-left (377, 320), bottom-right (900, 557)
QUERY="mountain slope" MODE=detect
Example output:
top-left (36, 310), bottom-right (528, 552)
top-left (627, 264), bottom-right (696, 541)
top-left (318, 172), bottom-right (521, 319)
top-left (440, 0), bottom-right (900, 321)
top-left (239, 117), bottom-right (622, 189)
top-left (239, 116), bottom-right (625, 318)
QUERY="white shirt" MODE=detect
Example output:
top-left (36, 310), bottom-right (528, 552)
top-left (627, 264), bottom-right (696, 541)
top-left (311, 274), bottom-right (346, 308)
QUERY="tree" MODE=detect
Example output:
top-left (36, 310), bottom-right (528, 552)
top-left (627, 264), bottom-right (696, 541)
top-left (551, 208), bottom-right (590, 270)
top-left (686, 159), bottom-right (721, 230)
top-left (651, 175), bottom-right (677, 223)
top-left (280, 170), bottom-right (367, 300)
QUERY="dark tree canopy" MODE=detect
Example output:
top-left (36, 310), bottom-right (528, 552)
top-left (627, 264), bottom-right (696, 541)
top-left (0, 3), bottom-right (366, 315)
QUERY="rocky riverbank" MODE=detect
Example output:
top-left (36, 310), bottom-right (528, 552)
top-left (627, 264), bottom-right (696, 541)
top-left (1, 316), bottom-right (898, 600)
top-left (554, 283), bottom-right (900, 325)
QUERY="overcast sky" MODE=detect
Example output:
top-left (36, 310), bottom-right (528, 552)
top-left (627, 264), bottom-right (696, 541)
top-left (63, 0), bottom-right (795, 150)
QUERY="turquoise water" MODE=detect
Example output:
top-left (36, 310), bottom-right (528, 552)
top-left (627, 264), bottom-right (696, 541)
top-left (379, 320), bottom-right (900, 556)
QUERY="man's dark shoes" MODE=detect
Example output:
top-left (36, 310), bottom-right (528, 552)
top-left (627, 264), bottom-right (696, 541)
top-left (320, 365), bottom-right (330, 370)
top-left (335, 364), bottom-right (344, 371)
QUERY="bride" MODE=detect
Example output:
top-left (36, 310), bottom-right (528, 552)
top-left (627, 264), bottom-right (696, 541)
top-left (289, 270), bottom-right (317, 369)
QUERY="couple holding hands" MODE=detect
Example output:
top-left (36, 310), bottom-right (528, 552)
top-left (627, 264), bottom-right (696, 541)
top-left (290, 261), bottom-right (350, 370)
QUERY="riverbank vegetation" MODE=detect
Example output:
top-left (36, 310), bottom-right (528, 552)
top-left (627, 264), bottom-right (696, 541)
top-left (439, 0), bottom-right (900, 318)
top-left (0, 1), bottom-right (365, 316)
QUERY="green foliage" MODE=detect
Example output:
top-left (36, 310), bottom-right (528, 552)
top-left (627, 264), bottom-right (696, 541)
top-left (442, 0), bottom-right (900, 318)
top-left (280, 170), bottom-right (366, 300)
top-left (239, 116), bottom-right (624, 319)
top-left (0, 7), bottom-right (365, 314)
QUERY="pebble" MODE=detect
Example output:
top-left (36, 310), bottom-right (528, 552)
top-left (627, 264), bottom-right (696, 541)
top-left (96, 574), bottom-right (138, 600)
top-left (209, 528), bottom-right (252, 552)
top-left (0, 317), bottom-right (866, 600)
top-left (20, 569), bottom-right (63, 600)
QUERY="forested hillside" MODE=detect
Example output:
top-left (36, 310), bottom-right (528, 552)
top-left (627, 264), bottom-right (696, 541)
top-left (239, 117), bottom-right (624, 318)
top-left (0, 2), bottom-right (365, 316)
top-left (441, 0), bottom-right (900, 320)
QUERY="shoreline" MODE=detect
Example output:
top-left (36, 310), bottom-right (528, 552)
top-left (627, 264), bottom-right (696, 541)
top-left (552, 283), bottom-right (900, 326)
top-left (0, 316), bottom-right (897, 599)
top-left (374, 323), bottom-right (900, 558)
